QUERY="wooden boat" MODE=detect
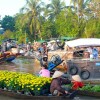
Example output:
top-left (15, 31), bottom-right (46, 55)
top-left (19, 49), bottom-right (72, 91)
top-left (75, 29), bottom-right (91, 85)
top-left (0, 52), bottom-right (10, 63)
top-left (17, 55), bottom-right (35, 59)
top-left (77, 90), bottom-right (100, 98)
top-left (0, 56), bottom-right (5, 64)
top-left (83, 80), bottom-right (100, 84)
top-left (0, 51), bottom-right (18, 62)
top-left (0, 89), bottom-right (71, 100)
top-left (5, 55), bottom-right (16, 62)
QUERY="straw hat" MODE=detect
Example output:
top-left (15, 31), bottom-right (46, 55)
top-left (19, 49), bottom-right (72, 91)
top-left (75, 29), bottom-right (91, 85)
top-left (52, 71), bottom-right (64, 78)
top-left (72, 75), bottom-right (82, 82)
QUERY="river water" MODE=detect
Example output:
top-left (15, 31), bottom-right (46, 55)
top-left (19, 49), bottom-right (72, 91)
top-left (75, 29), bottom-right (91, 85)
top-left (0, 58), bottom-right (99, 100)
top-left (0, 58), bottom-right (41, 74)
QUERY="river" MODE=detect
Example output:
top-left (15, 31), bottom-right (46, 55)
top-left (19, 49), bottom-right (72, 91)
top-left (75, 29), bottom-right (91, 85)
top-left (0, 58), bottom-right (41, 74)
top-left (0, 58), bottom-right (99, 100)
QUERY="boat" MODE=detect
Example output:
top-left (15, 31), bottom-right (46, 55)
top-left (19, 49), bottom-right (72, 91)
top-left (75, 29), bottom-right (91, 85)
top-left (64, 38), bottom-right (100, 80)
top-left (48, 55), bottom-right (64, 71)
top-left (0, 51), bottom-right (18, 62)
top-left (0, 56), bottom-right (5, 64)
top-left (77, 90), bottom-right (100, 98)
top-left (0, 88), bottom-right (71, 100)
top-left (17, 55), bottom-right (35, 59)
top-left (5, 55), bottom-right (16, 62)
top-left (83, 80), bottom-right (100, 84)
top-left (0, 52), bottom-right (11, 63)
top-left (0, 88), bottom-right (100, 99)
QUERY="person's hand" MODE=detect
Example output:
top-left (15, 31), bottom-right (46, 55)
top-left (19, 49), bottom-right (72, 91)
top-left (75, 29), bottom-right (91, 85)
top-left (65, 90), bottom-right (68, 94)
top-left (71, 80), bottom-right (76, 83)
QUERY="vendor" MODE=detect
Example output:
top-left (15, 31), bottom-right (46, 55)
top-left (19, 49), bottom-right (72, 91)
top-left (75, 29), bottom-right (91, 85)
top-left (71, 75), bottom-right (84, 90)
top-left (39, 63), bottom-right (50, 78)
top-left (50, 71), bottom-right (78, 99)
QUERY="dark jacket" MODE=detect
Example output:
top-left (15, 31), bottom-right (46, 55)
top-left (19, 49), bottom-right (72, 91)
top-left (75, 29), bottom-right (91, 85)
top-left (50, 77), bottom-right (71, 94)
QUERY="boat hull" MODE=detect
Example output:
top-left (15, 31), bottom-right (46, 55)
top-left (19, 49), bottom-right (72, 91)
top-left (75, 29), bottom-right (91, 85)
top-left (0, 89), bottom-right (70, 100)
top-left (77, 90), bottom-right (100, 98)
top-left (5, 55), bottom-right (16, 62)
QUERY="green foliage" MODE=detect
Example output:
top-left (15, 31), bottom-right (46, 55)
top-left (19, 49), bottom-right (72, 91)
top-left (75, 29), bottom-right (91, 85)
top-left (0, 30), bottom-right (16, 43)
top-left (41, 20), bottom-right (57, 39)
top-left (79, 84), bottom-right (100, 92)
top-left (1, 15), bottom-right (15, 31)
top-left (55, 10), bottom-right (79, 37)
top-left (0, 0), bottom-right (100, 42)
top-left (83, 18), bottom-right (100, 38)
top-left (91, 85), bottom-right (100, 92)
top-left (79, 84), bottom-right (92, 91)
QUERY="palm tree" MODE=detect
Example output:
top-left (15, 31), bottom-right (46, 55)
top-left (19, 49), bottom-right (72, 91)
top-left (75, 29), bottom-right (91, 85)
top-left (20, 0), bottom-right (44, 40)
top-left (88, 0), bottom-right (100, 18)
top-left (70, 0), bottom-right (91, 19)
top-left (69, 0), bottom-right (92, 37)
top-left (45, 0), bottom-right (66, 21)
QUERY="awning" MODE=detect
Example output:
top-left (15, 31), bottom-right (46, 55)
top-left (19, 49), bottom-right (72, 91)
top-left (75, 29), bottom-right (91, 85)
top-left (60, 36), bottom-right (74, 40)
top-left (37, 40), bottom-right (46, 43)
top-left (65, 38), bottom-right (100, 47)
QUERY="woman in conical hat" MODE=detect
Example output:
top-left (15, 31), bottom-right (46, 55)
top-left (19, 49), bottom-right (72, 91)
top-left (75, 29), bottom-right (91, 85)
top-left (71, 75), bottom-right (84, 90)
top-left (72, 75), bottom-right (82, 82)
top-left (50, 71), bottom-right (78, 99)
top-left (52, 71), bottom-right (64, 78)
top-left (50, 71), bottom-right (71, 95)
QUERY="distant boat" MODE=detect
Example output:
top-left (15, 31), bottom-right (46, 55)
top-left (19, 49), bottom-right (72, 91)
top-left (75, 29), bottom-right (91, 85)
top-left (5, 55), bottom-right (16, 62)
top-left (0, 52), bottom-right (17, 63)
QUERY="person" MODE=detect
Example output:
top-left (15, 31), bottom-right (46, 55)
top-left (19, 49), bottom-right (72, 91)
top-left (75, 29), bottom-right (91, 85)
top-left (87, 47), bottom-right (98, 59)
top-left (38, 43), bottom-right (44, 55)
top-left (6, 41), bottom-right (11, 51)
top-left (39, 63), bottom-right (50, 78)
top-left (55, 61), bottom-right (68, 73)
top-left (42, 42), bottom-right (48, 55)
top-left (26, 42), bottom-right (31, 52)
top-left (50, 71), bottom-right (78, 99)
top-left (39, 54), bottom-right (48, 67)
top-left (86, 47), bottom-right (93, 59)
top-left (71, 75), bottom-right (84, 90)
top-left (92, 47), bottom-right (98, 59)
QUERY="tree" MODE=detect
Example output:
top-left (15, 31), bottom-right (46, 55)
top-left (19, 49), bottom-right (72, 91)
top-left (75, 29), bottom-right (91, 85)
top-left (87, 0), bottom-right (100, 18)
top-left (1, 15), bottom-right (15, 31)
top-left (41, 20), bottom-right (57, 39)
top-left (55, 9), bottom-right (79, 37)
top-left (20, 0), bottom-right (44, 40)
top-left (46, 0), bottom-right (66, 21)
top-left (83, 18), bottom-right (100, 38)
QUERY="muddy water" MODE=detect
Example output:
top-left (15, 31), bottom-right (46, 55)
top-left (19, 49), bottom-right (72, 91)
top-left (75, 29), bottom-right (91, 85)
top-left (0, 58), bottom-right (41, 74)
top-left (0, 58), bottom-right (99, 100)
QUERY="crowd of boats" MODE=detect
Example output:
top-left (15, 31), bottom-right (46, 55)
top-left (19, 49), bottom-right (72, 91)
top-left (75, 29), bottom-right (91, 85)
top-left (0, 38), bottom-right (100, 99)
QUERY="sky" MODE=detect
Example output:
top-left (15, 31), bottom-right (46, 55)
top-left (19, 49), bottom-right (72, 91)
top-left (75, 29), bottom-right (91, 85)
top-left (0, 0), bottom-right (70, 19)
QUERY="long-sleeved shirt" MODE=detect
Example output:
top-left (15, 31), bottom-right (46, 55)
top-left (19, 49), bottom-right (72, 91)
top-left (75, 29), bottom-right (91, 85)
top-left (50, 77), bottom-right (71, 94)
top-left (72, 81), bottom-right (84, 90)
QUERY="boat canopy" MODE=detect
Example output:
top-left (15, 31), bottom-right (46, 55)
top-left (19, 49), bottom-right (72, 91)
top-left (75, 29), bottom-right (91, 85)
top-left (65, 38), bottom-right (100, 47)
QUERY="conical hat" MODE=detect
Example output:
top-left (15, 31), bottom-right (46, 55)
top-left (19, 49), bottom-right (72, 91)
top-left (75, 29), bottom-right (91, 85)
top-left (52, 71), bottom-right (64, 78)
top-left (72, 75), bottom-right (82, 82)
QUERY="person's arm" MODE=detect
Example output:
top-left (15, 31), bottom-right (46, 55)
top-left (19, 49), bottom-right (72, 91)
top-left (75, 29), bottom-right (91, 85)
top-left (39, 70), bottom-right (42, 76)
top-left (56, 84), bottom-right (66, 94)
top-left (61, 78), bottom-right (71, 84)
